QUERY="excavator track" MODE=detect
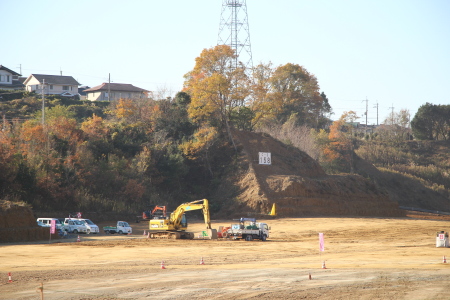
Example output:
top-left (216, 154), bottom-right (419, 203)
top-left (148, 231), bottom-right (194, 239)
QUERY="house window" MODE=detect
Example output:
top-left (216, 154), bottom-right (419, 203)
top-left (104, 92), bottom-right (109, 100)
top-left (63, 86), bottom-right (69, 90)
top-left (50, 85), bottom-right (53, 90)
top-left (7, 75), bottom-right (10, 82)
top-left (0, 75), bottom-right (4, 82)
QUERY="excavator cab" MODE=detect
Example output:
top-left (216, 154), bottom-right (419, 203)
top-left (142, 211), bottom-right (152, 220)
top-left (181, 214), bottom-right (187, 228)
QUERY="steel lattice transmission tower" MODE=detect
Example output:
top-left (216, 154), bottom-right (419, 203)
top-left (218, 0), bottom-right (253, 71)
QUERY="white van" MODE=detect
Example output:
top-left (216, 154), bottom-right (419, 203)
top-left (36, 218), bottom-right (64, 230)
top-left (63, 218), bottom-right (88, 234)
top-left (77, 219), bottom-right (100, 234)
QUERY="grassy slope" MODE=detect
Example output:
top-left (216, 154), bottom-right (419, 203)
top-left (354, 140), bottom-right (450, 212)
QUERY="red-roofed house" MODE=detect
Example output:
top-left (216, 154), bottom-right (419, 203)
top-left (84, 83), bottom-right (149, 101)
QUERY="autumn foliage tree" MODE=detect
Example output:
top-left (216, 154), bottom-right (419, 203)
top-left (249, 63), bottom-right (331, 129)
top-left (319, 111), bottom-right (359, 173)
top-left (183, 45), bottom-right (250, 130)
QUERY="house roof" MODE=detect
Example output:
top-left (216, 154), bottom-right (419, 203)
top-left (24, 74), bottom-right (80, 86)
top-left (84, 83), bottom-right (148, 93)
top-left (78, 86), bottom-right (90, 96)
top-left (0, 65), bottom-right (21, 76)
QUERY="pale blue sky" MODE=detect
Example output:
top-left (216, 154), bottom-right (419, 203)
top-left (1, 0), bottom-right (449, 123)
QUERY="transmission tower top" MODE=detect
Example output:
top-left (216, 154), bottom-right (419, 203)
top-left (218, 0), bottom-right (253, 71)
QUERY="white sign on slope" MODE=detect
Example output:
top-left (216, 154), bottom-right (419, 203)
top-left (259, 152), bottom-right (271, 165)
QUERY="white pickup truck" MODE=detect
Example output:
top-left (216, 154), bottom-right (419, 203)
top-left (224, 218), bottom-right (270, 241)
top-left (103, 221), bottom-right (132, 235)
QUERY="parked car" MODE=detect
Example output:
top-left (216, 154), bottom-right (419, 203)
top-left (37, 219), bottom-right (65, 236)
top-left (63, 218), bottom-right (88, 234)
top-left (77, 219), bottom-right (99, 234)
top-left (36, 218), bottom-right (65, 230)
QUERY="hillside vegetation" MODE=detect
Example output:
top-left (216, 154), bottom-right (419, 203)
top-left (1, 46), bottom-right (449, 217)
top-left (2, 90), bottom-right (450, 217)
top-left (355, 140), bottom-right (450, 212)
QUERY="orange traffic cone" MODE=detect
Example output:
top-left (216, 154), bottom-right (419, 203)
top-left (8, 272), bottom-right (12, 283)
top-left (322, 261), bottom-right (327, 269)
top-left (444, 256), bottom-right (447, 263)
top-left (200, 257), bottom-right (205, 265)
top-left (77, 235), bottom-right (80, 242)
top-left (161, 261), bottom-right (166, 269)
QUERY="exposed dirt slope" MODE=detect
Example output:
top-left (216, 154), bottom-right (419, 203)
top-left (217, 130), bottom-right (403, 218)
top-left (0, 201), bottom-right (53, 242)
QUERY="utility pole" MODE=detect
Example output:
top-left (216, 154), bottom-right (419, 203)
top-left (362, 97), bottom-right (368, 134)
top-left (2, 111), bottom-right (5, 132)
top-left (41, 79), bottom-right (46, 125)
top-left (373, 102), bottom-right (379, 125)
top-left (60, 67), bottom-right (62, 76)
top-left (389, 104), bottom-right (395, 125)
top-left (108, 73), bottom-right (111, 101)
top-left (18, 64), bottom-right (22, 75)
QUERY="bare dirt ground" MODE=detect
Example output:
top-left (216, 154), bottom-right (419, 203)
top-left (1, 212), bottom-right (450, 300)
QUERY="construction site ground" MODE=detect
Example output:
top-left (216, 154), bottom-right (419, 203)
top-left (1, 212), bottom-right (450, 300)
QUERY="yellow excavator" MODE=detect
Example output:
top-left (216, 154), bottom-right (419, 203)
top-left (148, 199), bottom-right (216, 239)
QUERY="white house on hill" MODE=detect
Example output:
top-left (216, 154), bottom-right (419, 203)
top-left (84, 83), bottom-right (149, 101)
top-left (0, 65), bottom-right (24, 90)
top-left (23, 74), bottom-right (80, 97)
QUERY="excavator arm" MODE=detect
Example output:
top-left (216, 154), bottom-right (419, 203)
top-left (170, 199), bottom-right (211, 230)
top-left (152, 205), bottom-right (166, 217)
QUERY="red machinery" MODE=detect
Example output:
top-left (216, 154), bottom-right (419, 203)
top-left (137, 205), bottom-right (167, 222)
